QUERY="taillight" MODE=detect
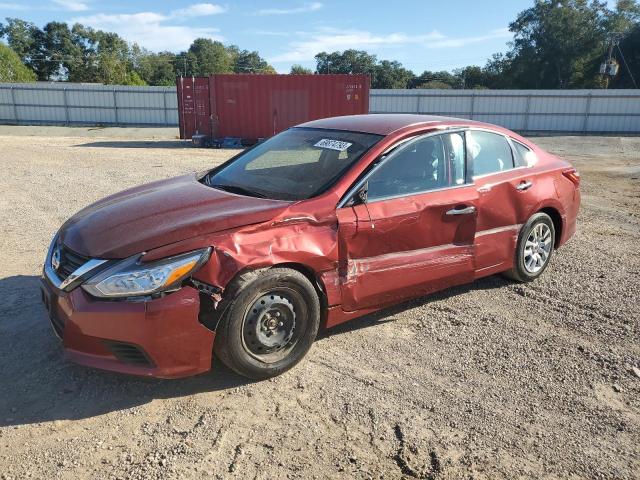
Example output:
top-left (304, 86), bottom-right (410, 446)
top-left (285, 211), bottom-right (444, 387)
top-left (562, 168), bottom-right (580, 187)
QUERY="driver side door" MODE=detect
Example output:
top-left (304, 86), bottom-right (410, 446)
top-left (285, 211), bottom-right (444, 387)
top-left (336, 131), bottom-right (478, 312)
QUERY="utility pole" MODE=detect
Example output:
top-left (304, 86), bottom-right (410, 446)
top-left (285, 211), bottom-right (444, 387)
top-left (601, 33), bottom-right (623, 89)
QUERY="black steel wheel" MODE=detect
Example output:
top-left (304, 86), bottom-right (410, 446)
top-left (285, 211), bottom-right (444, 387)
top-left (214, 268), bottom-right (320, 380)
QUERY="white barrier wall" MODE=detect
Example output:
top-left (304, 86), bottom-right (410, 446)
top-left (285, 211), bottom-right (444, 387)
top-left (1, 83), bottom-right (639, 133)
top-left (0, 83), bottom-right (178, 126)
top-left (370, 89), bottom-right (640, 133)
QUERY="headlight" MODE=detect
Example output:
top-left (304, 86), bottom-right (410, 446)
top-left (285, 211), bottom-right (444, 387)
top-left (82, 248), bottom-right (211, 298)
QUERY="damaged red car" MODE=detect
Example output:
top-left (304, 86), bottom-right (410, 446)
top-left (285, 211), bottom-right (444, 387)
top-left (41, 114), bottom-right (580, 380)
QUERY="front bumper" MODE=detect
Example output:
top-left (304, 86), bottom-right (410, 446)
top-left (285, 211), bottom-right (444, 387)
top-left (40, 276), bottom-right (215, 379)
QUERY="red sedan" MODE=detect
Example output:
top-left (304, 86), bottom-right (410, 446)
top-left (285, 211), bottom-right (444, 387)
top-left (41, 114), bottom-right (580, 379)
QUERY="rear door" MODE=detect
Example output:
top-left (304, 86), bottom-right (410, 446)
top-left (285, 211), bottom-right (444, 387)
top-left (468, 130), bottom-right (542, 275)
top-left (337, 131), bottom-right (478, 311)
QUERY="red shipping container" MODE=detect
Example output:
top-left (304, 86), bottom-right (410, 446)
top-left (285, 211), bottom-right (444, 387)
top-left (177, 74), bottom-right (370, 141)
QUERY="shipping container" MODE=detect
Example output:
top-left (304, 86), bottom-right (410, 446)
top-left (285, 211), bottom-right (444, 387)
top-left (177, 74), bottom-right (370, 141)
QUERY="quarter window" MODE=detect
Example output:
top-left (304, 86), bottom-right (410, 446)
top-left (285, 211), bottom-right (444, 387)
top-left (512, 140), bottom-right (538, 167)
top-left (467, 130), bottom-right (514, 177)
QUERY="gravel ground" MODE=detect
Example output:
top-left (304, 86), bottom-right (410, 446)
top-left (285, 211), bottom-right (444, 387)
top-left (0, 127), bottom-right (638, 480)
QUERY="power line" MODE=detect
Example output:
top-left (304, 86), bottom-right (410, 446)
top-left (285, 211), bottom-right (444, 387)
top-left (616, 44), bottom-right (638, 88)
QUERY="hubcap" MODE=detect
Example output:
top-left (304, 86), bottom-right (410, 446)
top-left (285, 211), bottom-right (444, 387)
top-left (523, 223), bottom-right (552, 274)
top-left (243, 292), bottom-right (296, 357)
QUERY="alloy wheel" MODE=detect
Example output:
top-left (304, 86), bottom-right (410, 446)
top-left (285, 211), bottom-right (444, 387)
top-left (523, 223), bottom-right (552, 274)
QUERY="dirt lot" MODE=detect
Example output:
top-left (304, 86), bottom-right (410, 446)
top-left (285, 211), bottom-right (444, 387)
top-left (0, 126), bottom-right (638, 479)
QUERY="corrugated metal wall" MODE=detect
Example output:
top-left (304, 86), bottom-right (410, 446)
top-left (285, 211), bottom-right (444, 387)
top-left (0, 83), bottom-right (177, 126)
top-left (370, 89), bottom-right (640, 133)
top-left (1, 83), bottom-right (639, 133)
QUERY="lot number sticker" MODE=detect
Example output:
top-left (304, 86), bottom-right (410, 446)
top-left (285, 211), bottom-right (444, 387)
top-left (314, 139), bottom-right (352, 151)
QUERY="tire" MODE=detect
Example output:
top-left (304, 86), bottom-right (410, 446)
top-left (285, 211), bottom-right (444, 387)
top-left (504, 212), bottom-right (555, 283)
top-left (213, 267), bottom-right (321, 380)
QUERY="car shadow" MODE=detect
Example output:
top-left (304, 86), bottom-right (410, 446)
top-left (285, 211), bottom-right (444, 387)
top-left (319, 273), bottom-right (512, 338)
top-left (0, 273), bottom-right (512, 427)
top-left (75, 140), bottom-right (192, 149)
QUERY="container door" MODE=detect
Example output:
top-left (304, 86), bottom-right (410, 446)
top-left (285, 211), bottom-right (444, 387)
top-left (177, 77), bottom-right (211, 139)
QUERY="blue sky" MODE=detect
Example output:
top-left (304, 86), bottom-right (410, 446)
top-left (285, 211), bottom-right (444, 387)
top-left (0, 0), bottom-right (611, 73)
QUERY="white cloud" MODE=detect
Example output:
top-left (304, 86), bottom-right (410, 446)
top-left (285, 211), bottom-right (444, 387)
top-left (171, 3), bottom-right (227, 17)
top-left (72, 10), bottom-right (224, 51)
top-left (52, 0), bottom-right (89, 11)
top-left (257, 2), bottom-right (322, 15)
top-left (270, 27), bottom-right (511, 63)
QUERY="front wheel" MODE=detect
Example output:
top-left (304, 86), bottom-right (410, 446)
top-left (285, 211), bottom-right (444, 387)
top-left (213, 268), bottom-right (320, 380)
top-left (504, 213), bottom-right (555, 282)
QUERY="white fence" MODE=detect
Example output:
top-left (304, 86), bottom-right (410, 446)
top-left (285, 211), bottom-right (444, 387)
top-left (0, 83), bottom-right (178, 126)
top-left (1, 83), bottom-right (639, 133)
top-left (370, 89), bottom-right (640, 133)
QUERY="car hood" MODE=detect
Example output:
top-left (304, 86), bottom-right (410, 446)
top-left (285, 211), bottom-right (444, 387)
top-left (59, 173), bottom-right (291, 258)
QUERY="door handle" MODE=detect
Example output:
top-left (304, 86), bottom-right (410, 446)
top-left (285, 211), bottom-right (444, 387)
top-left (516, 180), bottom-right (533, 191)
top-left (446, 206), bottom-right (476, 216)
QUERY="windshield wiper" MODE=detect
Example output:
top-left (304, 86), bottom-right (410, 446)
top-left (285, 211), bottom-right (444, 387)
top-left (210, 183), bottom-right (267, 198)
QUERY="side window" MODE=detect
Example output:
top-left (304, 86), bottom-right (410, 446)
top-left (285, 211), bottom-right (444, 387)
top-left (367, 135), bottom-right (448, 201)
top-left (467, 130), bottom-right (514, 177)
top-left (512, 140), bottom-right (538, 167)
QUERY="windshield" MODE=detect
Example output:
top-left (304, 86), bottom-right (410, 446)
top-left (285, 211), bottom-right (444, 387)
top-left (204, 127), bottom-right (382, 201)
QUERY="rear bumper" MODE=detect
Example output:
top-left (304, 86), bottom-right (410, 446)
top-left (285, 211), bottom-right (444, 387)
top-left (40, 277), bottom-right (215, 379)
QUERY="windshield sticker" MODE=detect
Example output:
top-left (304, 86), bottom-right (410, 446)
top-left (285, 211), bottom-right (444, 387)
top-left (314, 139), bottom-right (352, 152)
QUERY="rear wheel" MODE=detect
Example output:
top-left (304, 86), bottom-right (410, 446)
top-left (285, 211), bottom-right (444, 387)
top-left (214, 268), bottom-right (320, 380)
top-left (505, 212), bottom-right (555, 282)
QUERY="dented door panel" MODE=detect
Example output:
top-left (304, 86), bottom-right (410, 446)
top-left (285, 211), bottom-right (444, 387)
top-left (337, 187), bottom-right (479, 311)
top-left (473, 167), bottom-right (561, 275)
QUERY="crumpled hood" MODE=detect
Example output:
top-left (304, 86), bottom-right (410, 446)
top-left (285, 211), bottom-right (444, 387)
top-left (59, 173), bottom-right (291, 258)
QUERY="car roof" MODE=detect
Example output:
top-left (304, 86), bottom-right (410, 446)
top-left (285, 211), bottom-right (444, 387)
top-left (297, 114), bottom-right (505, 136)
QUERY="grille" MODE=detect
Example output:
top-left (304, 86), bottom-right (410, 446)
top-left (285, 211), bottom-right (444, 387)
top-left (103, 341), bottom-right (154, 367)
top-left (57, 246), bottom-right (90, 280)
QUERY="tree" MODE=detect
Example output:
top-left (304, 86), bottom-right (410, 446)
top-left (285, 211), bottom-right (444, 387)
top-left (412, 70), bottom-right (459, 88)
top-left (504, 0), bottom-right (609, 88)
top-left (0, 18), bottom-right (38, 61)
top-left (315, 50), bottom-right (377, 75)
top-left (186, 38), bottom-right (234, 76)
top-left (136, 50), bottom-right (177, 86)
top-left (611, 23), bottom-right (640, 87)
top-left (232, 48), bottom-right (276, 73)
top-left (290, 64), bottom-right (312, 74)
top-left (372, 60), bottom-right (414, 88)
top-left (0, 42), bottom-right (36, 81)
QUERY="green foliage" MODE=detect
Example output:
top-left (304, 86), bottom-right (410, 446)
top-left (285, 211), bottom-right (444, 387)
top-left (373, 60), bottom-right (415, 88)
top-left (611, 22), bottom-right (640, 87)
top-left (314, 50), bottom-right (416, 88)
top-left (2, 0), bottom-right (639, 88)
top-left (186, 38), bottom-right (233, 75)
top-left (290, 64), bottom-right (313, 74)
top-left (232, 48), bottom-right (276, 73)
top-left (136, 51), bottom-right (177, 86)
top-left (0, 41), bottom-right (36, 82)
top-left (315, 50), bottom-right (377, 75)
